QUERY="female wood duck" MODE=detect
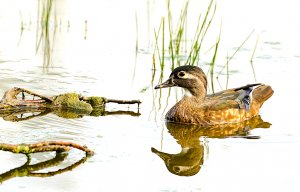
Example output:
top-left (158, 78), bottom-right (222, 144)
top-left (155, 65), bottom-right (273, 125)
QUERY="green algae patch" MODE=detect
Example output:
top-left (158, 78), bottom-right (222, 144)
top-left (53, 93), bottom-right (93, 113)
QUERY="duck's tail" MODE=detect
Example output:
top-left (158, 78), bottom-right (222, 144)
top-left (252, 84), bottom-right (274, 108)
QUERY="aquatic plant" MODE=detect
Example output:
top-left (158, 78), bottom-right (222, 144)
top-left (153, 0), bottom-right (217, 90)
top-left (150, 0), bottom-right (258, 119)
top-left (153, 0), bottom-right (256, 92)
top-left (153, 0), bottom-right (217, 68)
top-left (216, 29), bottom-right (255, 79)
top-left (36, 0), bottom-right (57, 70)
top-left (209, 26), bottom-right (221, 94)
top-left (250, 35), bottom-right (259, 82)
top-left (151, 0), bottom-right (218, 112)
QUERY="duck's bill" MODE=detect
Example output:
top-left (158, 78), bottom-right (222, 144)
top-left (151, 147), bottom-right (170, 161)
top-left (154, 78), bottom-right (175, 89)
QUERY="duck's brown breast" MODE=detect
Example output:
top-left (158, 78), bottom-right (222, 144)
top-left (166, 97), bottom-right (261, 125)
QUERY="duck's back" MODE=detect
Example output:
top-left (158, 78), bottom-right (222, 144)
top-left (166, 84), bottom-right (273, 125)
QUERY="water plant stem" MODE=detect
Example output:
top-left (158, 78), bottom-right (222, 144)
top-left (217, 29), bottom-right (255, 78)
top-left (209, 26), bottom-right (221, 93)
top-left (250, 35), bottom-right (259, 82)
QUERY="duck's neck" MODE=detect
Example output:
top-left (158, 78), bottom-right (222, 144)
top-left (184, 86), bottom-right (206, 103)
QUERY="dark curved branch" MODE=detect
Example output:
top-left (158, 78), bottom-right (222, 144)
top-left (0, 141), bottom-right (94, 183)
top-left (0, 152), bottom-right (68, 183)
top-left (29, 155), bottom-right (89, 177)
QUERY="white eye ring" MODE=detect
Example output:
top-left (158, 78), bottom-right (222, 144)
top-left (178, 71), bottom-right (186, 78)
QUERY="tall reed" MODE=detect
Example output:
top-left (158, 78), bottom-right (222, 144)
top-left (36, 0), bottom-right (57, 70)
top-left (250, 35), bottom-right (259, 82)
top-left (151, 0), bottom-right (218, 117)
top-left (185, 0), bottom-right (216, 66)
top-left (153, 0), bottom-right (217, 87)
top-left (153, 0), bottom-right (217, 70)
top-left (209, 27), bottom-right (221, 94)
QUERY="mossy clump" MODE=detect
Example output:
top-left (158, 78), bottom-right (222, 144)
top-left (84, 97), bottom-right (106, 117)
top-left (52, 93), bottom-right (93, 113)
top-left (84, 96), bottom-right (106, 107)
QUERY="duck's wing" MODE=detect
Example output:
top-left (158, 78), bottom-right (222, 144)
top-left (206, 83), bottom-right (263, 111)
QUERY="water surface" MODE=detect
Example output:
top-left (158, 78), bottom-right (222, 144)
top-left (0, 0), bottom-right (300, 191)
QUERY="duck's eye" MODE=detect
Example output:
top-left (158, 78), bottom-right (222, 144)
top-left (174, 166), bottom-right (181, 173)
top-left (178, 71), bottom-right (186, 78)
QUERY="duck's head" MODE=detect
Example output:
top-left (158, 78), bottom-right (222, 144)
top-left (151, 147), bottom-right (204, 176)
top-left (155, 65), bottom-right (207, 99)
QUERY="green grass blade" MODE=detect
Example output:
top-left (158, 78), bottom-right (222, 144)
top-left (250, 35), bottom-right (259, 82)
top-left (217, 29), bottom-right (255, 77)
top-left (209, 26), bottom-right (221, 93)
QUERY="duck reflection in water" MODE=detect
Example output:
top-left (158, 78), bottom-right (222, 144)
top-left (151, 116), bottom-right (271, 176)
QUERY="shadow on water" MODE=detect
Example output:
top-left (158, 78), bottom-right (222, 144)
top-left (152, 115), bottom-right (271, 176)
